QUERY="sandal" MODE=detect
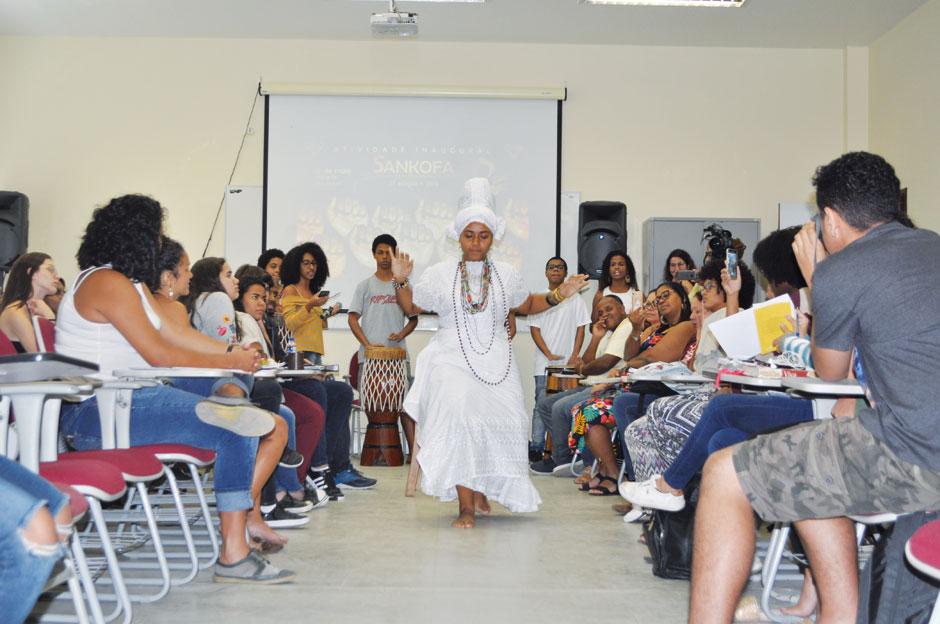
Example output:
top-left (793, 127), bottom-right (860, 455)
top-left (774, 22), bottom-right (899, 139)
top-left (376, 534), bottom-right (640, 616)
top-left (587, 475), bottom-right (619, 496)
top-left (214, 551), bottom-right (295, 585)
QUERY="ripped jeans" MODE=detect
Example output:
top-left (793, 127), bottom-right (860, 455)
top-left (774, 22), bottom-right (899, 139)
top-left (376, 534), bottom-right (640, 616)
top-left (0, 456), bottom-right (67, 623)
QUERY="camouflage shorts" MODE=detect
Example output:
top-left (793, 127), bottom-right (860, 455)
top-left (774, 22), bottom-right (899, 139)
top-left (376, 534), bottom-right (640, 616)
top-left (732, 414), bottom-right (940, 523)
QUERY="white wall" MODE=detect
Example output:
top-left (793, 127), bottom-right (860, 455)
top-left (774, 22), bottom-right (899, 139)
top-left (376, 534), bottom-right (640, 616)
top-left (0, 35), bottom-right (850, 413)
top-left (870, 0), bottom-right (940, 234)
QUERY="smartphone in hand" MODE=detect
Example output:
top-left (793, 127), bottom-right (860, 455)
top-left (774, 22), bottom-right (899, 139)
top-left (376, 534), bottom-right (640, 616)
top-left (675, 269), bottom-right (697, 281)
top-left (318, 290), bottom-right (330, 298)
top-left (726, 249), bottom-right (738, 280)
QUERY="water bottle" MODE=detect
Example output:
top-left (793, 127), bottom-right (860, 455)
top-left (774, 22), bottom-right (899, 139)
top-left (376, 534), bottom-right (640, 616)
top-left (286, 336), bottom-right (302, 370)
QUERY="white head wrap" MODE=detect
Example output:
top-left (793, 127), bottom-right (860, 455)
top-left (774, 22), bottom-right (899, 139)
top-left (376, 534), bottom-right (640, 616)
top-left (446, 177), bottom-right (506, 241)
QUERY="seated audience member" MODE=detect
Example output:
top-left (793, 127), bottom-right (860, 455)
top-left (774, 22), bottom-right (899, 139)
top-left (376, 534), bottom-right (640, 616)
top-left (258, 248), bottom-right (285, 311)
top-left (752, 225), bottom-right (810, 311)
top-left (279, 242), bottom-right (341, 365)
top-left (529, 295), bottom-right (630, 475)
top-left (280, 242), bottom-right (376, 492)
top-left (591, 250), bottom-right (643, 320)
top-left (0, 456), bottom-right (72, 623)
top-left (567, 282), bottom-right (696, 494)
top-left (663, 248), bottom-right (696, 293)
top-left (690, 152), bottom-right (940, 624)
top-left (235, 264), bottom-right (329, 509)
top-left (347, 234), bottom-right (419, 454)
top-left (692, 258), bottom-right (756, 370)
top-left (619, 255), bottom-right (757, 496)
top-left (44, 277), bottom-right (66, 317)
top-left (56, 194), bottom-right (293, 583)
top-left (527, 256), bottom-right (591, 456)
top-left (0, 252), bottom-right (61, 351)
top-left (183, 257), bottom-right (313, 534)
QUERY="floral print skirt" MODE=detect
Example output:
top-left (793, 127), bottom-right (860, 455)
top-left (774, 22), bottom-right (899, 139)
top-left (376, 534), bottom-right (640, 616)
top-left (567, 389), bottom-right (620, 453)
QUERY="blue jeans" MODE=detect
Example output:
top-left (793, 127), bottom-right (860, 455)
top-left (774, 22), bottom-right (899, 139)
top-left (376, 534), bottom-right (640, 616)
top-left (274, 405), bottom-right (302, 492)
top-left (60, 385), bottom-right (259, 512)
top-left (530, 375), bottom-right (547, 450)
top-left (662, 393), bottom-right (813, 490)
top-left (0, 456), bottom-right (67, 623)
top-left (611, 392), bottom-right (650, 481)
top-left (283, 378), bottom-right (352, 472)
top-left (535, 386), bottom-right (593, 464)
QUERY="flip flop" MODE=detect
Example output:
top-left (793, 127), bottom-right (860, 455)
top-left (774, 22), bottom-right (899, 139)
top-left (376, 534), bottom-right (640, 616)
top-left (588, 475), bottom-right (619, 496)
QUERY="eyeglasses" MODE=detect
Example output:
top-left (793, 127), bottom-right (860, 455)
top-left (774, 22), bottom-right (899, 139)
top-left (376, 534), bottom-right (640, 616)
top-left (701, 281), bottom-right (718, 291)
top-left (654, 291), bottom-right (673, 304)
top-left (546, 264), bottom-right (566, 271)
top-left (301, 260), bottom-right (317, 267)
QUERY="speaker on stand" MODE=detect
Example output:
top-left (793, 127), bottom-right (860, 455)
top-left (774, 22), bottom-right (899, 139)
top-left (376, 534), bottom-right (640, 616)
top-left (0, 192), bottom-right (30, 293)
top-left (577, 201), bottom-right (627, 279)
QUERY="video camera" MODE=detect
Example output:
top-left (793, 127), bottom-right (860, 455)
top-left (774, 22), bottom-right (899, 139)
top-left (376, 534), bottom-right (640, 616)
top-left (701, 223), bottom-right (734, 261)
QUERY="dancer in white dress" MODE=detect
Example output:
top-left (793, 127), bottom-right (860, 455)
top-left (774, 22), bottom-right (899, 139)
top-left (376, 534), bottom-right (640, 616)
top-left (392, 178), bottom-right (588, 528)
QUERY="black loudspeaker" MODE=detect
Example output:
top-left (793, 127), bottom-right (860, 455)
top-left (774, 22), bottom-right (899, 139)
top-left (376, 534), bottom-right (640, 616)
top-left (577, 201), bottom-right (626, 279)
top-left (0, 192), bottom-right (29, 271)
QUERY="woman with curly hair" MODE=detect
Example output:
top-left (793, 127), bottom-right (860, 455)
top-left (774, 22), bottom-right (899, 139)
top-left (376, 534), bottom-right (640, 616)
top-left (590, 250), bottom-right (643, 321)
top-left (279, 242), bottom-right (341, 364)
top-left (0, 252), bottom-right (60, 352)
top-left (55, 194), bottom-right (294, 583)
top-left (279, 242), bottom-right (374, 491)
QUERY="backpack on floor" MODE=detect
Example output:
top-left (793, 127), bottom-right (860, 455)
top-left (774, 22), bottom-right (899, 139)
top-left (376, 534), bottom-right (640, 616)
top-left (643, 477), bottom-right (700, 580)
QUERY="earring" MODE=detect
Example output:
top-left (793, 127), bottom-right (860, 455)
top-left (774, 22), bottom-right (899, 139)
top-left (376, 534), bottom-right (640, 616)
top-left (168, 287), bottom-right (174, 299)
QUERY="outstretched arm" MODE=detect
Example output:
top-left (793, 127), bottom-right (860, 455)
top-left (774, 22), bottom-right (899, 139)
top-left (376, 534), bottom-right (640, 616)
top-left (514, 274), bottom-right (589, 316)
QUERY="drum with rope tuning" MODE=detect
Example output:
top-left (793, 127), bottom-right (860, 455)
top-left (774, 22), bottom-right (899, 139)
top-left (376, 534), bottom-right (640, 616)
top-left (359, 346), bottom-right (409, 466)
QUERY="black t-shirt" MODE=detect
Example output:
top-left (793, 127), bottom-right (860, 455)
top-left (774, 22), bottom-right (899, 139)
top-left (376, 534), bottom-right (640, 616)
top-left (813, 221), bottom-right (940, 471)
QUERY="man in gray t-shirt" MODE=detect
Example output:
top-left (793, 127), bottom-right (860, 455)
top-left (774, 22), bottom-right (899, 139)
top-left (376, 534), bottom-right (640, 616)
top-left (689, 152), bottom-right (940, 623)
top-left (348, 234), bottom-right (418, 364)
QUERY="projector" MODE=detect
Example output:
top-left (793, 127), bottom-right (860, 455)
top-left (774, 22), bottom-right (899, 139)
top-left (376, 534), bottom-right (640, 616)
top-left (371, 10), bottom-right (418, 38)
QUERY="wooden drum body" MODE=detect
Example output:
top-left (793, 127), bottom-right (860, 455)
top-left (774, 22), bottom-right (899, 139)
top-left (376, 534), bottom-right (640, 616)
top-left (359, 346), bottom-right (409, 466)
top-left (545, 366), bottom-right (582, 394)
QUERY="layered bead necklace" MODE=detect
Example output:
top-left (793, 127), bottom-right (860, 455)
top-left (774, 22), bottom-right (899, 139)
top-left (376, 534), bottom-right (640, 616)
top-left (452, 258), bottom-right (512, 386)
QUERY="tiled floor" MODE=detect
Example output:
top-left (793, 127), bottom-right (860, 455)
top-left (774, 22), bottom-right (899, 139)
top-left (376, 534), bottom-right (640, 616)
top-left (133, 465), bottom-right (691, 624)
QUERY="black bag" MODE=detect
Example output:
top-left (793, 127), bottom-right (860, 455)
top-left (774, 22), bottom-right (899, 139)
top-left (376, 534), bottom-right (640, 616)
top-left (643, 477), bottom-right (700, 580)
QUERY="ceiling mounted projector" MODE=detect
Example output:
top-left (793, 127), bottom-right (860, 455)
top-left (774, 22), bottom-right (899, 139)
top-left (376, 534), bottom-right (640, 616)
top-left (371, 1), bottom-right (419, 38)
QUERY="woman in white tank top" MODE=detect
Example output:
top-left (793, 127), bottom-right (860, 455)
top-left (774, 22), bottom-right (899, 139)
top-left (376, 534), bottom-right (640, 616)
top-left (55, 194), bottom-right (294, 584)
top-left (591, 250), bottom-right (643, 320)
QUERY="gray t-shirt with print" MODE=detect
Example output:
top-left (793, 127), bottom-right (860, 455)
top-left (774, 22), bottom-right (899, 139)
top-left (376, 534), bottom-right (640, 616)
top-left (813, 220), bottom-right (940, 471)
top-left (349, 275), bottom-right (410, 362)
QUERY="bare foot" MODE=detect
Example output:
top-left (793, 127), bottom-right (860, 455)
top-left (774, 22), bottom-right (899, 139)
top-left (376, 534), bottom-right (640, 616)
top-left (780, 572), bottom-right (818, 618)
top-left (452, 508), bottom-right (476, 529)
top-left (474, 492), bottom-right (491, 515)
top-left (247, 520), bottom-right (288, 545)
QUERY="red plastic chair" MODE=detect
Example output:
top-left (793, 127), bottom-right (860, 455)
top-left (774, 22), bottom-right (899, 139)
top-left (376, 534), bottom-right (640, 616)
top-left (906, 519), bottom-right (940, 623)
top-left (36, 315), bottom-right (220, 577)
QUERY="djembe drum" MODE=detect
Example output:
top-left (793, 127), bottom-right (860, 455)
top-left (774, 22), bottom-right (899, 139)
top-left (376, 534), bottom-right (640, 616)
top-left (359, 346), bottom-right (410, 466)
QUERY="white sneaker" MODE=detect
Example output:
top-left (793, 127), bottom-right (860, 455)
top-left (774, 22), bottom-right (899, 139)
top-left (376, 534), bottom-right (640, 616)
top-left (623, 507), bottom-right (650, 523)
top-left (620, 476), bottom-right (685, 512)
top-left (195, 397), bottom-right (275, 437)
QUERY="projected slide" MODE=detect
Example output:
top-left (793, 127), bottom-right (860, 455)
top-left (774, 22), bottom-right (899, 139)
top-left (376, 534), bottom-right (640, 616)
top-left (265, 94), bottom-right (559, 306)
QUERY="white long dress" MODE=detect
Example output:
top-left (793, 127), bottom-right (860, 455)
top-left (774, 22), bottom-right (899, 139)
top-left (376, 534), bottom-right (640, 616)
top-left (403, 258), bottom-right (542, 513)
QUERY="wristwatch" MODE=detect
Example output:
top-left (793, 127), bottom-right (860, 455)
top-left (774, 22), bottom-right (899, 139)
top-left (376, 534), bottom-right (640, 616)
top-left (394, 278), bottom-right (410, 290)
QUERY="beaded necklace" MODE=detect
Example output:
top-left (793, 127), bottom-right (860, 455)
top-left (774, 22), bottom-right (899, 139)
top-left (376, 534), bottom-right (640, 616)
top-left (452, 259), bottom-right (512, 386)
top-left (459, 259), bottom-right (491, 313)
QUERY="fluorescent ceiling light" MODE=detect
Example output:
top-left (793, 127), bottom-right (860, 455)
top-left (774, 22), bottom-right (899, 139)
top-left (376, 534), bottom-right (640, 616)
top-left (585, 0), bottom-right (746, 7)
top-left (356, 1), bottom-right (484, 3)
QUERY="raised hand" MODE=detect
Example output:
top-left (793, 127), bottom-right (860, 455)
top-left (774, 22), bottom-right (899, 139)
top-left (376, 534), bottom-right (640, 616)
top-left (720, 264), bottom-right (741, 295)
top-left (627, 306), bottom-right (646, 328)
top-left (558, 274), bottom-right (589, 299)
top-left (391, 250), bottom-right (414, 283)
top-left (590, 319), bottom-right (607, 339)
top-left (792, 220), bottom-right (828, 288)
